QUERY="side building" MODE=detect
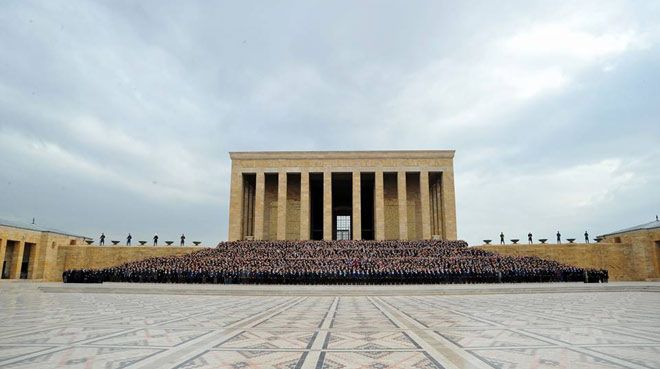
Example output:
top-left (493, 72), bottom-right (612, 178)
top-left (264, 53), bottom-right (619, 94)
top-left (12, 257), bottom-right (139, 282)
top-left (228, 150), bottom-right (457, 241)
top-left (1, 219), bottom-right (88, 280)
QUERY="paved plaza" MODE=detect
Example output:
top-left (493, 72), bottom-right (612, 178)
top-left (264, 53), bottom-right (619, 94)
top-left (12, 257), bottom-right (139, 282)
top-left (0, 283), bottom-right (659, 369)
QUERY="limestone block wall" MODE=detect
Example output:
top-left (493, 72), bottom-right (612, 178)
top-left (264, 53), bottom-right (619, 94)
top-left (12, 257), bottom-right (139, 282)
top-left (286, 174), bottom-right (301, 240)
top-left (45, 246), bottom-right (203, 282)
top-left (383, 173), bottom-right (399, 240)
top-left (477, 242), bottom-right (660, 281)
top-left (264, 174), bottom-right (278, 240)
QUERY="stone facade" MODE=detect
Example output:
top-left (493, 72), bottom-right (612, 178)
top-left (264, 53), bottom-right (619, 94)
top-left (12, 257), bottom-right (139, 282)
top-left (227, 150), bottom-right (458, 241)
top-left (0, 224), bottom-right (87, 281)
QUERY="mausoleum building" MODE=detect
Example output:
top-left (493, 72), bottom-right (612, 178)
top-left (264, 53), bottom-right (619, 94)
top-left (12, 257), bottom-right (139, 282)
top-left (227, 150), bottom-right (457, 241)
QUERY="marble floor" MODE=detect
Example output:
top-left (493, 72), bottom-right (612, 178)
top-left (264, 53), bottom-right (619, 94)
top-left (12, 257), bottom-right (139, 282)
top-left (0, 283), bottom-right (658, 369)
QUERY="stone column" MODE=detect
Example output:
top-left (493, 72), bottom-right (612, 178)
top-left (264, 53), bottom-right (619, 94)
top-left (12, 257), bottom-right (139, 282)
top-left (227, 169), bottom-right (244, 241)
top-left (0, 238), bottom-right (6, 278)
top-left (277, 171), bottom-right (288, 240)
top-left (323, 171), bottom-right (333, 240)
top-left (441, 170), bottom-right (458, 240)
top-left (300, 171), bottom-right (310, 240)
top-left (431, 176), bottom-right (442, 237)
top-left (254, 171), bottom-right (265, 240)
top-left (419, 170), bottom-right (431, 239)
top-left (352, 171), bottom-right (362, 240)
top-left (374, 170), bottom-right (385, 240)
top-left (10, 241), bottom-right (25, 279)
top-left (397, 171), bottom-right (408, 240)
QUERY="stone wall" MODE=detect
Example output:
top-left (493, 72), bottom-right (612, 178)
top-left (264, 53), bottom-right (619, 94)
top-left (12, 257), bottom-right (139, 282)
top-left (286, 174), bottom-right (301, 240)
top-left (384, 173), bottom-right (400, 240)
top-left (44, 245), bottom-right (203, 282)
top-left (477, 242), bottom-right (660, 281)
top-left (264, 174), bottom-right (278, 240)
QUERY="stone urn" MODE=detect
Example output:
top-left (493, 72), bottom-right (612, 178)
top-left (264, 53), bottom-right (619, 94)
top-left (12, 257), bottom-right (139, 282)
top-left (510, 239), bottom-right (519, 244)
top-left (85, 240), bottom-right (94, 245)
top-left (538, 239), bottom-right (547, 244)
top-left (193, 241), bottom-right (201, 246)
top-left (483, 240), bottom-right (492, 245)
top-left (111, 240), bottom-right (120, 245)
top-left (567, 238), bottom-right (576, 243)
top-left (165, 241), bottom-right (174, 246)
top-left (595, 237), bottom-right (603, 243)
top-left (139, 241), bottom-right (147, 245)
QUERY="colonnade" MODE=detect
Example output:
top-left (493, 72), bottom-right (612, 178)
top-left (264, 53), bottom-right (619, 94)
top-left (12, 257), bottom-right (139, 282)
top-left (229, 169), bottom-right (457, 241)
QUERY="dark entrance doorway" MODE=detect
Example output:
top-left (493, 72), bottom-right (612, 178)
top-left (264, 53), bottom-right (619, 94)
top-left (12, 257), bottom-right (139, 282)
top-left (1, 241), bottom-right (15, 279)
top-left (360, 173), bottom-right (375, 240)
top-left (332, 173), bottom-right (352, 240)
top-left (20, 243), bottom-right (32, 279)
top-left (309, 173), bottom-right (324, 240)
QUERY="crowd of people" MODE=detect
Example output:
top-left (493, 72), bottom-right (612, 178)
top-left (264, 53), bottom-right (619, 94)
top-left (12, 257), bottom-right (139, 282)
top-left (63, 240), bottom-right (608, 284)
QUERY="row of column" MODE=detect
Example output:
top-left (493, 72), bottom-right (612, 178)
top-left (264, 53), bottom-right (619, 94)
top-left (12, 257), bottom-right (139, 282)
top-left (230, 169), bottom-right (454, 241)
top-left (0, 239), bottom-right (26, 279)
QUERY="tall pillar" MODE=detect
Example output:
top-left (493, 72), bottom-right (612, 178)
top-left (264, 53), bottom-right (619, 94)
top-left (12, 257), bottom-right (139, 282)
top-left (254, 171), bottom-right (265, 240)
top-left (0, 238), bottom-right (6, 278)
top-left (10, 241), bottom-right (25, 279)
top-left (397, 171), bottom-right (408, 240)
top-left (352, 171), bottom-right (362, 240)
top-left (242, 181), bottom-right (248, 237)
top-left (441, 170), bottom-right (458, 240)
top-left (277, 171), bottom-right (288, 240)
top-left (228, 169), bottom-right (244, 241)
top-left (431, 175), bottom-right (442, 236)
top-left (300, 171), bottom-right (310, 240)
top-left (374, 170), bottom-right (385, 240)
top-left (419, 170), bottom-right (432, 239)
top-left (323, 171), bottom-right (332, 240)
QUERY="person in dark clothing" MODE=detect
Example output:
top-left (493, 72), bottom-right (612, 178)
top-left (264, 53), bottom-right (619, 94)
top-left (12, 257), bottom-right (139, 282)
top-left (153, 233), bottom-right (159, 246)
top-left (99, 233), bottom-right (105, 246)
top-left (127, 233), bottom-right (132, 246)
top-left (584, 231), bottom-right (589, 244)
top-left (528, 232), bottom-right (533, 244)
top-left (556, 231), bottom-right (561, 244)
top-left (180, 234), bottom-right (186, 246)
top-left (500, 232), bottom-right (505, 245)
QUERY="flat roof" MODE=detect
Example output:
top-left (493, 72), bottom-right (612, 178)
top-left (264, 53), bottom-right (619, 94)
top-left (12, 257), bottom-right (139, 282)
top-left (230, 150), bottom-right (455, 160)
top-left (0, 218), bottom-right (89, 239)
top-left (599, 217), bottom-right (660, 237)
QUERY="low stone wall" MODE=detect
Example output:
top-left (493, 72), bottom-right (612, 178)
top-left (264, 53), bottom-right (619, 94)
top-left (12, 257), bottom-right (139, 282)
top-left (42, 242), bottom-right (659, 282)
top-left (476, 242), bottom-right (659, 281)
top-left (44, 246), bottom-right (203, 282)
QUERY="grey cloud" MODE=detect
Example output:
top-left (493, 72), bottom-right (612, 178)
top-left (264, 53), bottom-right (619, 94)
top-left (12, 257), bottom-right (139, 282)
top-left (0, 0), bottom-right (658, 245)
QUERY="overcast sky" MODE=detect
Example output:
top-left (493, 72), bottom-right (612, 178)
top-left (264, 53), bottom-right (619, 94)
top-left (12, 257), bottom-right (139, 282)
top-left (1, 1), bottom-right (658, 245)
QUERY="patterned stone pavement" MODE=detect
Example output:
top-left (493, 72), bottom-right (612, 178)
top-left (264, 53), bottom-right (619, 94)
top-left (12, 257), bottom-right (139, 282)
top-left (0, 283), bottom-right (658, 369)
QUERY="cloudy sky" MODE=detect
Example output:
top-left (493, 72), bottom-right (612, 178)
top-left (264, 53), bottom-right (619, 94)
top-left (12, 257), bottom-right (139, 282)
top-left (1, 1), bottom-right (658, 245)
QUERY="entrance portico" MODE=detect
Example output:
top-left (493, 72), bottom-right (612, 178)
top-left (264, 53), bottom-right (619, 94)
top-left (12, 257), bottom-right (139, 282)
top-left (228, 151), bottom-right (457, 241)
